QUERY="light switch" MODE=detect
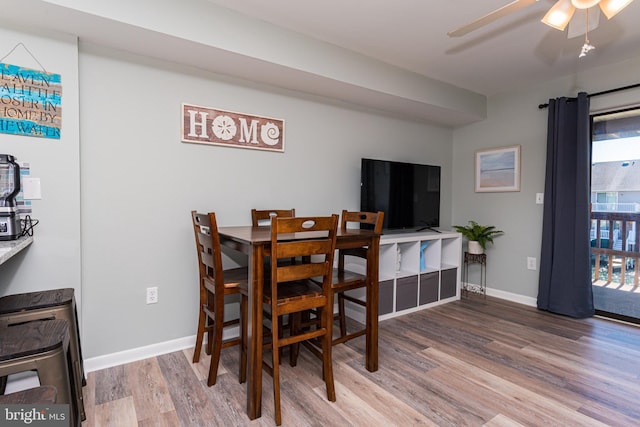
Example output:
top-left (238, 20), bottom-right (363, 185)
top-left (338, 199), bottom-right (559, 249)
top-left (536, 193), bottom-right (544, 204)
top-left (22, 177), bottom-right (42, 200)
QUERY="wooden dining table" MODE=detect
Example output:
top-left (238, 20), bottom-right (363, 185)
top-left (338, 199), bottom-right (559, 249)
top-left (217, 224), bottom-right (381, 420)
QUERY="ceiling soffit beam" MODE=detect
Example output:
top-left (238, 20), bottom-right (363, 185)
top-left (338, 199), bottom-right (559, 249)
top-left (5, 0), bottom-right (487, 126)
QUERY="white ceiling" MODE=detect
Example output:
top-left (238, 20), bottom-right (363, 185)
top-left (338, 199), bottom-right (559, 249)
top-left (206, 0), bottom-right (640, 96)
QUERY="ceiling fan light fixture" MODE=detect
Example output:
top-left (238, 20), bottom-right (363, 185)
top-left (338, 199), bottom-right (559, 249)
top-left (599, 0), bottom-right (634, 19)
top-left (542, 0), bottom-right (577, 30)
top-left (571, 0), bottom-right (601, 8)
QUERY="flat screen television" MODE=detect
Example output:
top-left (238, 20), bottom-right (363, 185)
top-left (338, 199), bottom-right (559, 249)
top-left (360, 158), bottom-right (441, 232)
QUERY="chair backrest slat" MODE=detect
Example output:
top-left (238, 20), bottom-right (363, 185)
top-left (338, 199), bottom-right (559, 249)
top-left (277, 263), bottom-right (329, 283)
top-left (251, 208), bottom-right (296, 227)
top-left (191, 211), bottom-right (225, 291)
top-left (277, 239), bottom-right (333, 258)
top-left (341, 210), bottom-right (384, 233)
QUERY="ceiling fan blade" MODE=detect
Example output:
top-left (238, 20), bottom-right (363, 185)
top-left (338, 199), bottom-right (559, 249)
top-left (600, 0), bottom-right (634, 19)
top-left (447, 0), bottom-right (540, 37)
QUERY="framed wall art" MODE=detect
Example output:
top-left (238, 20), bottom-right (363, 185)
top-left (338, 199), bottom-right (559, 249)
top-left (181, 103), bottom-right (285, 153)
top-left (475, 145), bottom-right (521, 192)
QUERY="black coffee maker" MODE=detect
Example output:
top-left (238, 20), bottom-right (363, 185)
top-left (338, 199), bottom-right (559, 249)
top-left (0, 154), bottom-right (21, 240)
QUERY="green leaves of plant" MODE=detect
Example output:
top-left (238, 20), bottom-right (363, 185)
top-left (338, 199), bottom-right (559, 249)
top-left (453, 220), bottom-right (504, 250)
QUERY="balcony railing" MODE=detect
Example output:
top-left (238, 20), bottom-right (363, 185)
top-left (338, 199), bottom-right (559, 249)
top-left (591, 211), bottom-right (640, 285)
top-left (591, 202), bottom-right (640, 212)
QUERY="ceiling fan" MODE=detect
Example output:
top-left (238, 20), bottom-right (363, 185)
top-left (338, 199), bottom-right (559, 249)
top-left (447, 0), bottom-right (634, 37)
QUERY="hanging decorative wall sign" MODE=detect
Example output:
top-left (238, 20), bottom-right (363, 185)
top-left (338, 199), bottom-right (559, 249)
top-left (0, 63), bottom-right (62, 139)
top-left (181, 103), bottom-right (285, 152)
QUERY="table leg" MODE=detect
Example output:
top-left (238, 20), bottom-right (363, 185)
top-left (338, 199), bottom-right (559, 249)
top-left (365, 236), bottom-right (380, 372)
top-left (247, 245), bottom-right (263, 419)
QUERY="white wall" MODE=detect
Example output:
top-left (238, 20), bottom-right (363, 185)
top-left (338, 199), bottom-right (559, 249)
top-left (78, 43), bottom-right (454, 358)
top-left (452, 55), bottom-right (640, 303)
top-left (0, 24), bottom-right (81, 305)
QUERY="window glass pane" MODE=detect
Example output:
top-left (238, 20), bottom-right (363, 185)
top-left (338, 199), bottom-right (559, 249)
top-left (591, 107), bottom-right (640, 323)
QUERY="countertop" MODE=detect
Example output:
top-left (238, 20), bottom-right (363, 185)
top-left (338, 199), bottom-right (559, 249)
top-left (0, 236), bottom-right (34, 266)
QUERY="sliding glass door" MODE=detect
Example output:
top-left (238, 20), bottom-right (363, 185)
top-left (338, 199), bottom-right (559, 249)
top-left (591, 108), bottom-right (640, 323)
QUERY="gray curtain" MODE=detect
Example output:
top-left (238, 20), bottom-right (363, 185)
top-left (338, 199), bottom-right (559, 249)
top-left (537, 92), bottom-right (595, 318)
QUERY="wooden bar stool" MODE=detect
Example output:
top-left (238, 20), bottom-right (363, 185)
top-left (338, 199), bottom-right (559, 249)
top-left (333, 211), bottom-right (384, 344)
top-left (0, 320), bottom-right (78, 426)
top-left (0, 288), bottom-right (85, 420)
top-left (258, 215), bottom-right (339, 425)
top-left (191, 211), bottom-right (248, 386)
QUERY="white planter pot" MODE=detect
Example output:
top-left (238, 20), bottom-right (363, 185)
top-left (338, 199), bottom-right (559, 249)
top-left (468, 241), bottom-right (484, 254)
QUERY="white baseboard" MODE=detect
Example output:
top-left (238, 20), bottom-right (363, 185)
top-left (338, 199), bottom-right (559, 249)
top-left (462, 280), bottom-right (537, 307)
top-left (84, 336), bottom-right (195, 373)
top-left (486, 286), bottom-right (537, 307)
top-left (84, 326), bottom-right (239, 373)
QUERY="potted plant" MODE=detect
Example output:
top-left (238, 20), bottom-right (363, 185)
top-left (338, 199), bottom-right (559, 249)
top-left (453, 221), bottom-right (504, 254)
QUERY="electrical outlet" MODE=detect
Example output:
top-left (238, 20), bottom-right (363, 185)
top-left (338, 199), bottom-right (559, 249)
top-left (527, 257), bottom-right (537, 270)
top-left (146, 287), bottom-right (158, 304)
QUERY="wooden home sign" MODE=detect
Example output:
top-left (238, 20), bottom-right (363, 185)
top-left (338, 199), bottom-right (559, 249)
top-left (0, 63), bottom-right (62, 140)
top-left (181, 103), bottom-right (284, 152)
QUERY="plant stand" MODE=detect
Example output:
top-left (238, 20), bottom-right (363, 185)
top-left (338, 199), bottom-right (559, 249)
top-left (463, 252), bottom-right (486, 298)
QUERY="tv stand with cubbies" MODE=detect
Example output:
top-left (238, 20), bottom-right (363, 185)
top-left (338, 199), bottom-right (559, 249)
top-left (341, 229), bottom-right (461, 323)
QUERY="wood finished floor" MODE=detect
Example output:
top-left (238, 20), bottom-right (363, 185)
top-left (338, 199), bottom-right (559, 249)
top-left (81, 296), bottom-right (640, 426)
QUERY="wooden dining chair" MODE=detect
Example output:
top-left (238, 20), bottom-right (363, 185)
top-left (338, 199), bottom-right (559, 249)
top-left (250, 208), bottom-right (296, 227)
top-left (191, 211), bottom-right (249, 386)
top-left (298, 210), bottom-right (384, 365)
top-left (332, 210), bottom-right (384, 344)
top-left (261, 215), bottom-right (338, 426)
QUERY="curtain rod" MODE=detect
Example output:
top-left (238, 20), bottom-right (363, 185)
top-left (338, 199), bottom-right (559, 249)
top-left (537, 83), bottom-right (640, 109)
